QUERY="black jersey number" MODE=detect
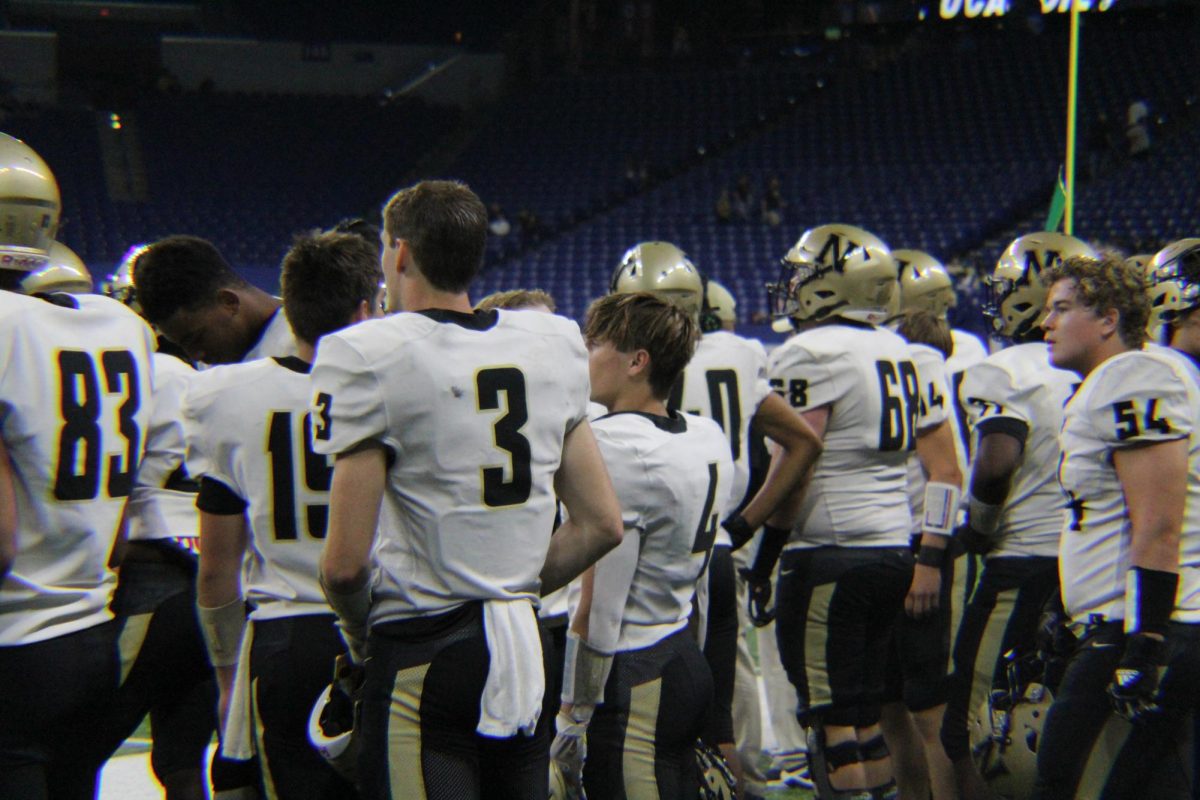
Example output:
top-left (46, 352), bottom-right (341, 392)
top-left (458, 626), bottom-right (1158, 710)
top-left (705, 370), bottom-right (742, 461)
top-left (769, 377), bottom-right (809, 409)
top-left (477, 367), bottom-right (532, 508)
top-left (876, 359), bottom-right (920, 452)
top-left (53, 350), bottom-right (142, 501)
top-left (692, 462), bottom-right (720, 572)
top-left (266, 411), bottom-right (332, 540)
top-left (1112, 398), bottom-right (1171, 441)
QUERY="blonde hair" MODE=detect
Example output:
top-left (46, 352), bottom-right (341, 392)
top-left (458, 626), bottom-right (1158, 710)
top-left (475, 288), bottom-right (557, 312)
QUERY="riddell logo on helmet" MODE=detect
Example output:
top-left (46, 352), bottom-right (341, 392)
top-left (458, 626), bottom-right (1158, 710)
top-left (1, 253), bottom-right (47, 270)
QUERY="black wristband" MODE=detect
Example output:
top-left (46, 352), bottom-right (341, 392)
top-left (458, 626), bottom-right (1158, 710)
top-left (1127, 566), bottom-right (1178, 635)
top-left (749, 524), bottom-right (791, 580)
top-left (916, 545), bottom-right (947, 569)
top-left (722, 515), bottom-right (755, 551)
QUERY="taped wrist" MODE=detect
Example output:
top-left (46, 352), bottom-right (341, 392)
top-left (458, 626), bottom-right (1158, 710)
top-left (749, 523), bottom-right (791, 580)
top-left (320, 571), bottom-right (372, 653)
top-left (922, 482), bottom-right (961, 535)
top-left (1124, 567), bottom-right (1178, 635)
top-left (967, 493), bottom-right (1002, 537)
top-left (198, 597), bottom-right (246, 667)
top-left (561, 631), bottom-right (613, 707)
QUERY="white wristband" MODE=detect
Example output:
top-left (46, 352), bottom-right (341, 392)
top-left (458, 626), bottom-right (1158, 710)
top-left (923, 481), bottom-right (962, 535)
top-left (561, 631), bottom-right (613, 707)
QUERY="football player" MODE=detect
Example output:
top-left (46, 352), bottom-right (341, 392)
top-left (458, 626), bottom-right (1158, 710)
top-left (939, 232), bottom-right (1098, 800)
top-left (19, 241), bottom-right (93, 295)
top-left (186, 231), bottom-right (381, 799)
top-left (879, 309), bottom-right (963, 800)
top-left (551, 291), bottom-right (734, 798)
top-left (893, 249), bottom-right (982, 463)
top-left (0, 132), bottom-right (157, 800)
top-left (611, 242), bottom-right (823, 797)
top-left (1033, 254), bottom-right (1200, 799)
top-left (80, 247), bottom-right (219, 800)
top-left (748, 223), bottom-right (937, 800)
top-left (133, 234), bottom-right (298, 365)
top-left (313, 180), bottom-right (623, 800)
top-left (1146, 238), bottom-right (1200, 368)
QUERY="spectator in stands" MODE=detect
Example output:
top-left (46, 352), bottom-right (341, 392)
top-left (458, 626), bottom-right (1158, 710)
top-left (488, 203), bottom-right (512, 237)
top-left (715, 188), bottom-right (733, 224)
top-left (671, 25), bottom-right (692, 58)
top-left (732, 175), bottom-right (754, 221)
top-left (1126, 100), bottom-right (1151, 159)
top-left (517, 208), bottom-right (541, 243)
top-left (1085, 112), bottom-right (1116, 180)
top-left (761, 176), bottom-right (786, 227)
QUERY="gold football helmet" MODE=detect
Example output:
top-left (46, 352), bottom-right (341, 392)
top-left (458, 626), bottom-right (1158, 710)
top-left (1146, 238), bottom-right (1200, 332)
top-left (895, 249), bottom-right (955, 318)
top-left (705, 279), bottom-right (737, 327)
top-left (985, 232), bottom-right (1097, 340)
top-left (0, 133), bottom-right (61, 274)
top-left (611, 241), bottom-right (703, 317)
top-left (970, 682), bottom-right (1054, 800)
top-left (769, 223), bottom-right (896, 325)
top-left (102, 242), bottom-right (150, 311)
top-left (20, 242), bottom-right (92, 294)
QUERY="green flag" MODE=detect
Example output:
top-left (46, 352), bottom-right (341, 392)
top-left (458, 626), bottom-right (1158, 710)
top-left (1044, 167), bottom-right (1067, 232)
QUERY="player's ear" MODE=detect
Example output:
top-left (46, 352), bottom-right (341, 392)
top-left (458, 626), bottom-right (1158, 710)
top-left (215, 287), bottom-right (241, 315)
top-left (627, 349), bottom-right (651, 377)
top-left (1099, 305), bottom-right (1119, 338)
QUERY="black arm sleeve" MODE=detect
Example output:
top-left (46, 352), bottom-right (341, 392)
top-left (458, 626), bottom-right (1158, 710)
top-left (196, 476), bottom-right (249, 515)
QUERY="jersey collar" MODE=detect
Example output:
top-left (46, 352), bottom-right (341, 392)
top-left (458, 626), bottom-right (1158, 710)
top-left (272, 355), bottom-right (312, 374)
top-left (599, 409), bottom-right (688, 433)
top-left (416, 308), bottom-right (499, 331)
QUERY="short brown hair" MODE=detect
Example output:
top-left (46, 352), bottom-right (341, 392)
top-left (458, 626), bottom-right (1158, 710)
top-left (281, 231), bottom-right (382, 345)
top-left (1043, 254), bottom-right (1148, 349)
top-left (475, 288), bottom-right (557, 312)
top-left (896, 309), bottom-right (953, 358)
top-left (584, 292), bottom-right (697, 399)
top-left (381, 180), bottom-right (488, 293)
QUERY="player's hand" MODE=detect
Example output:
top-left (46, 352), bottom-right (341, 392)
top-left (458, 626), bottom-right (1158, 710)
top-left (1036, 607), bottom-right (1077, 660)
top-left (738, 567), bottom-right (775, 627)
top-left (721, 515), bottom-right (755, 551)
top-left (1107, 633), bottom-right (1166, 722)
top-left (905, 563), bottom-right (941, 619)
top-left (551, 710), bottom-right (590, 799)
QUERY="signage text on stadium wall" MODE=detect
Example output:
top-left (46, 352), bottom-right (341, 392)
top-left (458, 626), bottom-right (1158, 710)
top-left (939, 0), bottom-right (1116, 19)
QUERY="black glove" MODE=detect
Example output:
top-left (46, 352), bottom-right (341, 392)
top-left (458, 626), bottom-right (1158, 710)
top-left (953, 522), bottom-right (993, 556)
top-left (721, 514), bottom-right (755, 552)
top-left (738, 567), bottom-right (775, 627)
top-left (1035, 607), bottom-right (1077, 661)
top-left (1107, 632), bottom-right (1166, 722)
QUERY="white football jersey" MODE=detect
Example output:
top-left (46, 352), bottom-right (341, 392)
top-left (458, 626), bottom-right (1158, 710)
top-left (241, 307), bottom-right (299, 362)
top-left (767, 322), bottom-right (919, 548)
top-left (311, 308), bottom-right (591, 625)
top-left (1059, 349), bottom-right (1200, 625)
top-left (183, 356), bottom-right (333, 620)
top-left (947, 328), bottom-right (988, 376)
top-left (904, 343), bottom-right (954, 535)
top-left (960, 343), bottom-right (1075, 558)
top-left (947, 327), bottom-right (989, 463)
top-left (0, 292), bottom-right (155, 645)
top-left (570, 411), bottom-right (733, 652)
top-left (671, 330), bottom-right (772, 514)
top-left (127, 352), bottom-right (200, 543)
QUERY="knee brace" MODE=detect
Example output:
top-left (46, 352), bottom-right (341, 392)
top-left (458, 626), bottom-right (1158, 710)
top-left (806, 724), bottom-right (871, 800)
top-left (859, 733), bottom-right (890, 763)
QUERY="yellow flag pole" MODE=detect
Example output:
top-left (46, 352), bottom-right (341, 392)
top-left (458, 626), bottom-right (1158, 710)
top-left (1064, 1), bottom-right (1083, 235)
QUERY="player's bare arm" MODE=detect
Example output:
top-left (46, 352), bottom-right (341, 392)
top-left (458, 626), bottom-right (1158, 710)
top-left (196, 510), bottom-right (249, 724)
top-left (543, 419), bottom-right (623, 595)
top-left (320, 442), bottom-right (387, 594)
top-left (908, 420), bottom-right (963, 618)
top-left (1116, 439), bottom-right (1186, 582)
top-left (0, 436), bottom-right (15, 582)
top-left (733, 391), bottom-right (822, 532)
